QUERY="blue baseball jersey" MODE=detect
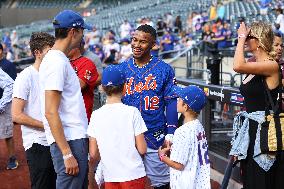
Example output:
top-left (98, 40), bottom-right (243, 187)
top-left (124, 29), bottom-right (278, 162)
top-left (120, 56), bottom-right (177, 149)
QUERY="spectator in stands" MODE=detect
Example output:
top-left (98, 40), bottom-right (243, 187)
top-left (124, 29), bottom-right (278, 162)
top-left (136, 18), bottom-right (143, 28)
top-left (12, 32), bottom-right (56, 189)
top-left (86, 26), bottom-right (101, 51)
top-left (103, 36), bottom-right (120, 64)
top-left (102, 30), bottom-right (116, 45)
top-left (10, 30), bottom-right (19, 61)
top-left (10, 30), bottom-right (18, 48)
top-left (201, 11), bottom-right (209, 24)
top-left (191, 12), bottom-right (202, 32)
top-left (68, 47), bottom-right (99, 122)
top-left (195, 18), bottom-right (202, 33)
top-left (119, 38), bottom-right (132, 62)
top-left (165, 13), bottom-right (174, 29)
top-left (104, 49), bottom-right (118, 65)
top-left (156, 18), bottom-right (167, 37)
top-left (202, 23), bottom-right (215, 42)
top-left (0, 44), bottom-right (17, 80)
top-left (185, 35), bottom-right (196, 48)
top-left (212, 21), bottom-right (227, 49)
top-left (2, 32), bottom-right (11, 51)
top-left (0, 68), bottom-right (18, 170)
top-left (160, 28), bottom-right (175, 59)
top-left (186, 13), bottom-right (193, 33)
top-left (120, 20), bottom-right (132, 39)
top-left (93, 45), bottom-right (105, 62)
top-left (231, 21), bottom-right (284, 189)
top-left (39, 10), bottom-right (91, 189)
top-left (209, 3), bottom-right (217, 20)
top-left (260, 0), bottom-right (271, 15)
top-left (224, 22), bottom-right (233, 47)
top-left (103, 36), bottom-right (120, 58)
top-left (217, 2), bottom-right (225, 20)
top-left (174, 16), bottom-right (182, 34)
top-left (145, 17), bottom-right (154, 27)
top-left (274, 7), bottom-right (284, 35)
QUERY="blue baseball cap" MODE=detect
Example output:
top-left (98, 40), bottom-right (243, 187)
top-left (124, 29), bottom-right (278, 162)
top-left (53, 10), bottom-right (92, 30)
top-left (173, 85), bottom-right (207, 113)
top-left (102, 66), bottom-right (125, 86)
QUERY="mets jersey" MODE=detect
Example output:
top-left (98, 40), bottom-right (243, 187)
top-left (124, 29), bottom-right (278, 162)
top-left (170, 119), bottom-right (210, 189)
top-left (120, 56), bottom-right (177, 149)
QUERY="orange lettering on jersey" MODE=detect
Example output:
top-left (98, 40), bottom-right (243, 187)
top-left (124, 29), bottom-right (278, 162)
top-left (125, 77), bottom-right (134, 95)
top-left (135, 82), bottom-right (143, 93)
top-left (149, 80), bottom-right (157, 90)
top-left (125, 74), bottom-right (157, 95)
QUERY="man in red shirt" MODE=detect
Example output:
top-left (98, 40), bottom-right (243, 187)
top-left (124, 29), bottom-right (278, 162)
top-left (68, 47), bottom-right (99, 122)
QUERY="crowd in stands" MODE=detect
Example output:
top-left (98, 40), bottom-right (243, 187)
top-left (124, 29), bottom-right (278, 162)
top-left (82, 4), bottom-right (238, 65)
top-left (0, 0), bottom-right (283, 65)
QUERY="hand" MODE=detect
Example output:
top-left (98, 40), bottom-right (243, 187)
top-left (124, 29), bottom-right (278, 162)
top-left (238, 22), bottom-right (250, 39)
top-left (64, 155), bottom-right (79, 176)
top-left (158, 146), bottom-right (170, 157)
top-left (165, 134), bottom-right (174, 145)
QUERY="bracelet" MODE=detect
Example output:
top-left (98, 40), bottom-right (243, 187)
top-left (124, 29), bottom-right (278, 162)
top-left (63, 153), bottom-right (73, 160)
top-left (159, 154), bottom-right (167, 161)
top-left (238, 34), bottom-right (246, 39)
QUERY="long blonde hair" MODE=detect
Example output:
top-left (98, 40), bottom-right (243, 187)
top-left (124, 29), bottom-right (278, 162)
top-left (249, 21), bottom-right (275, 59)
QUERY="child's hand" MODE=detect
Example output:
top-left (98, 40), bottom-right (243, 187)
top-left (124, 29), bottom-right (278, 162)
top-left (158, 146), bottom-right (170, 157)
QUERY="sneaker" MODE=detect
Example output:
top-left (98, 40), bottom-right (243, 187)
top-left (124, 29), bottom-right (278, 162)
top-left (6, 156), bottom-right (19, 170)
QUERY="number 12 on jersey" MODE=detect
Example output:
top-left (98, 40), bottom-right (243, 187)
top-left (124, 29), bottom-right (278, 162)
top-left (144, 96), bottom-right (160, 110)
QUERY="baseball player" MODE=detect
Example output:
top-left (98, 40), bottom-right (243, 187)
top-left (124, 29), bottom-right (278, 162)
top-left (120, 24), bottom-right (178, 189)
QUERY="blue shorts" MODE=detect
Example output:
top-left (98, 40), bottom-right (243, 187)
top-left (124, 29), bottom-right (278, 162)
top-left (50, 138), bottom-right (89, 189)
top-left (143, 148), bottom-right (170, 187)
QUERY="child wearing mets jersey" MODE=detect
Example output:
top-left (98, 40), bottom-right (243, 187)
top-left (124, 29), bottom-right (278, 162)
top-left (158, 85), bottom-right (210, 189)
top-left (87, 65), bottom-right (148, 189)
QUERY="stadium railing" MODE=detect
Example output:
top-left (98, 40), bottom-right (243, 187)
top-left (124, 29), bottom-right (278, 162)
top-left (176, 77), bottom-right (243, 183)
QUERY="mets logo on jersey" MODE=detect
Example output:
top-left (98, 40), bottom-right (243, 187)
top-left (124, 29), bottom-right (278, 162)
top-left (84, 70), bottom-right (92, 80)
top-left (125, 74), bottom-right (157, 95)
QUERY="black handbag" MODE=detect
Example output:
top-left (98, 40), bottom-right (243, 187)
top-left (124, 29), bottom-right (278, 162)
top-left (260, 65), bottom-right (284, 153)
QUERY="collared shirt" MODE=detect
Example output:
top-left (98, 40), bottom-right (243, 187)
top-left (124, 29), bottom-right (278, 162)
top-left (0, 68), bottom-right (13, 112)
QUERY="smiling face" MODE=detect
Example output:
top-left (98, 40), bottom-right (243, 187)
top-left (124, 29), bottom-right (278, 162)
top-left (131, 30), bottom-right (154, 59)
top-left (273, 36), bottom-right (283, 62)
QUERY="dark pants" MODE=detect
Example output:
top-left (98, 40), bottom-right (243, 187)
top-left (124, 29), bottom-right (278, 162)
top-left (26, 143), bottom-right (56, 189)
top-left (50, 138), bottom-right (89, 189)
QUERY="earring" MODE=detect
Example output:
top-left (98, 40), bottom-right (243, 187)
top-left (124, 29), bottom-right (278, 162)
top-left (257, 46), bottom-right (259, 51)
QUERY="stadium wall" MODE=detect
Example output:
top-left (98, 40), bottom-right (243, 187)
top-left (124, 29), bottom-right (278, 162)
top-left (0, 8), bottom-right (83, 27)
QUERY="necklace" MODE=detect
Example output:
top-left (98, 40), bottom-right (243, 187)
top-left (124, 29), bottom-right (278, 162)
top-left (133, 56), bottom-right (153, 69)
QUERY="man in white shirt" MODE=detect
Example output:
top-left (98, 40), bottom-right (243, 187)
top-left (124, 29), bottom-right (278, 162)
top-left (275, 8), bottom-right (284, 34)
top-left (39, 10), bottom-right (92, 189)
top-left (12, 32), bottom-right (56, 189)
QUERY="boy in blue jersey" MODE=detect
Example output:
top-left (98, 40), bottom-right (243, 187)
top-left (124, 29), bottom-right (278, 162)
top-left (119, 24), bottom-right (178, 189)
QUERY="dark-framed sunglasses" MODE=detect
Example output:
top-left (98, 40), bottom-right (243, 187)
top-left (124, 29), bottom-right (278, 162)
top-left (246, 34), bottom-right (257, 41)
